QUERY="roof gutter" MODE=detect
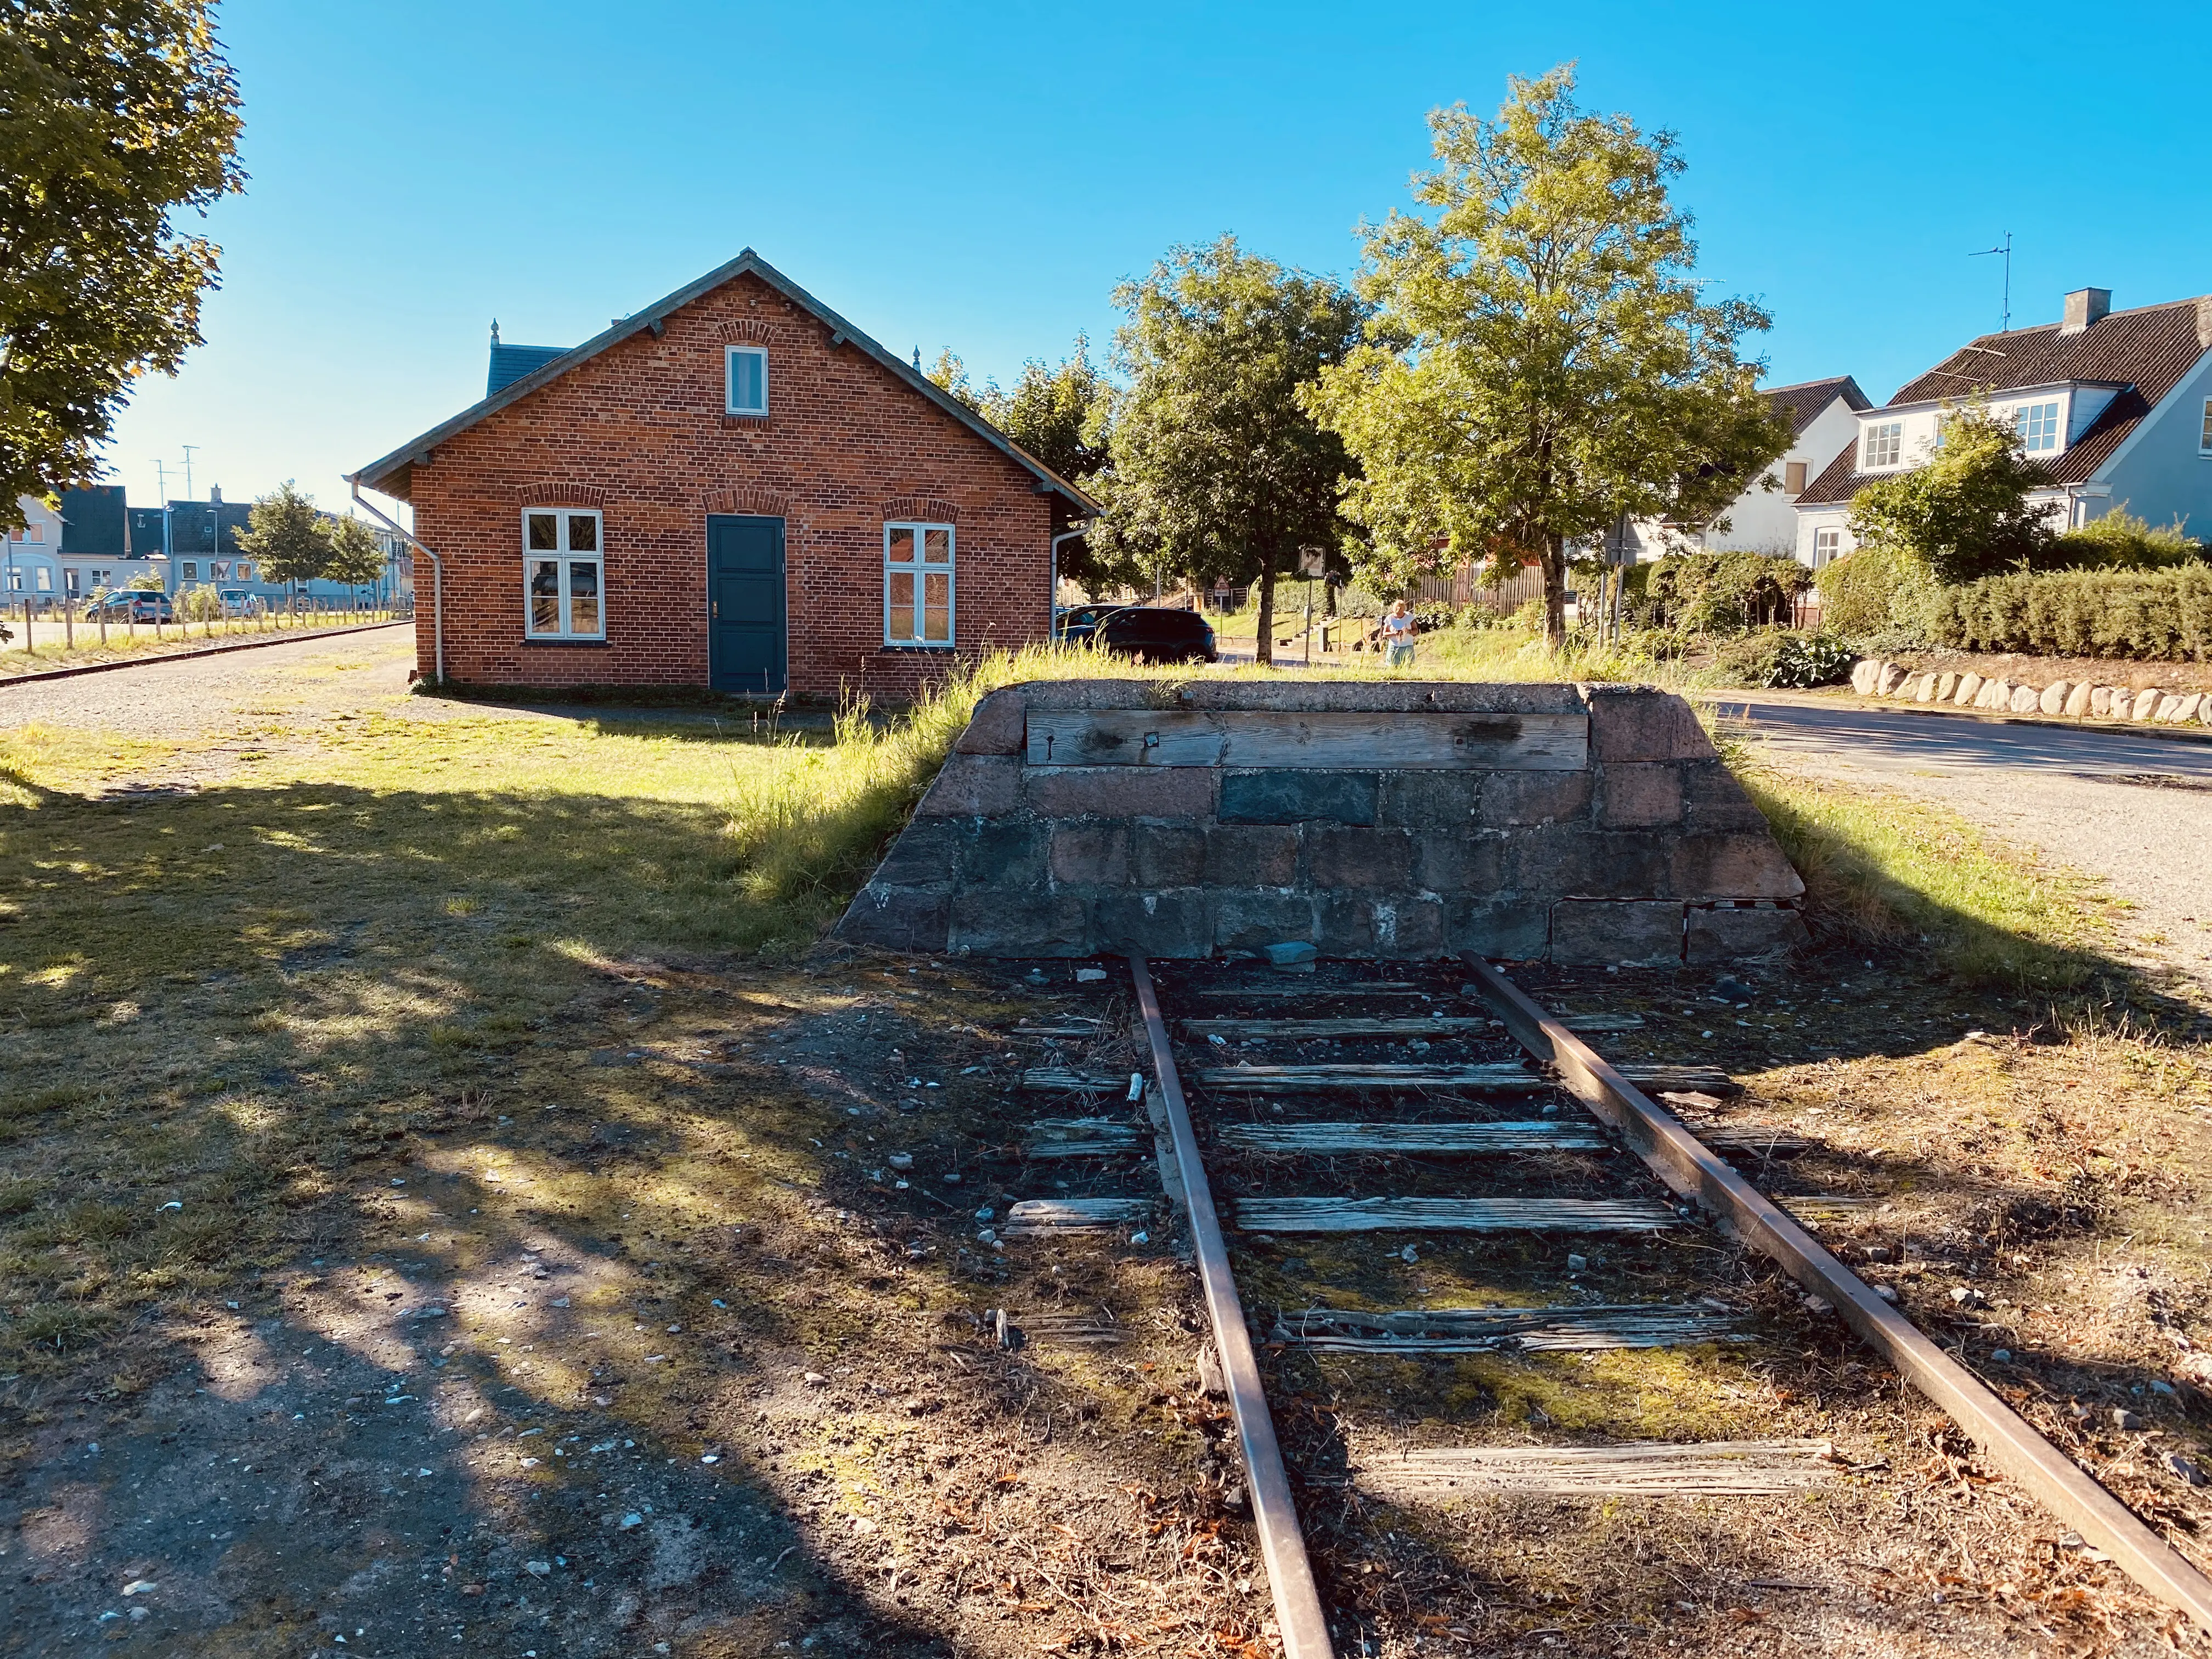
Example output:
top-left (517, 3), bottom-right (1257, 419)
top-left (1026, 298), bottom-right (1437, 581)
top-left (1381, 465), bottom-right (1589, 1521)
top-left (347, 479), bottom-right (443, 685)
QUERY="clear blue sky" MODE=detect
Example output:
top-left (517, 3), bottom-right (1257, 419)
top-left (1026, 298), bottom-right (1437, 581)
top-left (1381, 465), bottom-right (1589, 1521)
top-left (104, 0), bottom-right (2212, 517)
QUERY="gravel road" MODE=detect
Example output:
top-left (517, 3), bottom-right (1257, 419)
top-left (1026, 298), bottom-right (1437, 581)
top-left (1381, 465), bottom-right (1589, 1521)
top-left (1717, 693), bottom-right (2212, 1001)
top-left (0, 624), bottom-right (423, 738)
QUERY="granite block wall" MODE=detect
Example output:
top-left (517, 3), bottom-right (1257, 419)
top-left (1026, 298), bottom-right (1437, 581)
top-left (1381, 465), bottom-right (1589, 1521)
top-left (835, 679), bottom-right (1808, 963)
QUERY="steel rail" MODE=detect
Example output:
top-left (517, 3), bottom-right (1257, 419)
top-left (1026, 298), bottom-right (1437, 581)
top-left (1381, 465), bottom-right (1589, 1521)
top-left (1127, 955), bottom-right (1335, 1659)
top-left (1463, 952), bottom-right (2212, 1634)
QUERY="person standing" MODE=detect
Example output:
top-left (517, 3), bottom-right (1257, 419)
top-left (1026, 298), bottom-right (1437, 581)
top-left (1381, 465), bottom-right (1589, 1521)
top-left (1381, 599), bottom-right (1418, 667)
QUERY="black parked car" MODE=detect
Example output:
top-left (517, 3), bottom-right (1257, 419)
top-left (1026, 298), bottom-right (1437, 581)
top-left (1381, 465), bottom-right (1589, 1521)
top-left (1056, 605), bottom-right (1218, 664)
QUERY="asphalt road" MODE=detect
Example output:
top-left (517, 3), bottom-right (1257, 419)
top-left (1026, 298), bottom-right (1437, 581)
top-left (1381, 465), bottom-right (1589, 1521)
top-left (1711, 693), bottom-right (2212, 1000)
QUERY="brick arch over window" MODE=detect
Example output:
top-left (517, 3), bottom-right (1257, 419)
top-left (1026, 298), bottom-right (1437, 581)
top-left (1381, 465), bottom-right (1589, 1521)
top-left (513, 482), bottom-right (608, 509)
top-left (881, 495), bottom-right (960, 523)
top-left (719, 320), bottom-right (774, 345)
top-left (703, 486), bottom-right (791, 517)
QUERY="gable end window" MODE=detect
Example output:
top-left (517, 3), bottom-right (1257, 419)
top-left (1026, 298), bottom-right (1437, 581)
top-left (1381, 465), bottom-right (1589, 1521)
top-left (884, 522), bottom-right (953, 646)
top-left (524, 509), bottom-right (604, 640)
top-left (1863, 422), bottom-right (1903, 469)
top-left (2015, 400), bottom-right (2061, 453)
top-left (726, 346), bottom-right (768, 417)
top-left (2200, 398), bottom-right (2212, 455)
top-left (1784, 460), bottom-right (1807, 494)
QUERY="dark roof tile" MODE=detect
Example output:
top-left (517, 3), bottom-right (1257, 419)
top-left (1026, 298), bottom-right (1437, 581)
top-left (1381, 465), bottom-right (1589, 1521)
top-left (1798, 298), bottom-right (2209, 506)
top-left (1762, 375), bottom-right (1870, 441)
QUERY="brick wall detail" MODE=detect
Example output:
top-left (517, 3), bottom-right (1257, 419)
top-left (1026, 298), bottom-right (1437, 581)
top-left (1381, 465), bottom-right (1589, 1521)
top-left (836, 680), bottom-right (1809, 964)
top-left (407, 269), bottom-right (1054, 698)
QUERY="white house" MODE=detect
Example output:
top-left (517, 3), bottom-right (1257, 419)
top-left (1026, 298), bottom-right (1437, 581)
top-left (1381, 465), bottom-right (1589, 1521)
top-left (1610, 376), bottom-right (1869, 563)
top-left (1795, 288), bottom-right (2212, 566)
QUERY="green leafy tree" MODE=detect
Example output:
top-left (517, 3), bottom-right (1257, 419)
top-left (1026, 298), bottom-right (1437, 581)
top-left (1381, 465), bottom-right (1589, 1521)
top-left (235, 480), bottom-right (328, 606)
top-left (0, 3), bottom-right (245, 518)
top-left (323, 515), bottom-right (386, 592)
top-left (1847, 406), bottom-right (2052, 584)
top-left (929, 341), bottom-right (1115, 591)
top-left (1094, 236), bottom-right (1367, 662)
top-left (1305, 66), bottom-right (1788, 645)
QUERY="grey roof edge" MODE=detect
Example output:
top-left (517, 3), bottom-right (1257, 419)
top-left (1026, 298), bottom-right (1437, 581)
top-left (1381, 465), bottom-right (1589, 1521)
top-left (1763, 373), bottom-right (1872, 410)
top-left (348, 248), bottom-right (1103, 517)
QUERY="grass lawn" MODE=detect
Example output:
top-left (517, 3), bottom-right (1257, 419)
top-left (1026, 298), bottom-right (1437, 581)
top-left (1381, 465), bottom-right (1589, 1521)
top-left (2, 636), bottom-right (2209, 1654)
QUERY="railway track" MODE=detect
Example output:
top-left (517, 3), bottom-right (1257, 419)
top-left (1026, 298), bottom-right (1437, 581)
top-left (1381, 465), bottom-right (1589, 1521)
top-left (1017, 953), bottom-right (2212, 1656)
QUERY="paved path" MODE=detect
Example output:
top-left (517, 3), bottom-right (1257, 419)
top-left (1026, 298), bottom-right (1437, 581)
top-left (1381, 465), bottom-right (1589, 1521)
top-left (1712, 693), bottom-right (2212, 1000)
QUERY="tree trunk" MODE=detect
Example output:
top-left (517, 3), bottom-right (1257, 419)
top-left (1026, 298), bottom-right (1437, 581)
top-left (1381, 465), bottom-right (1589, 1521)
top-left (1540, 535), bottom-right (1568, 648)
top-left (1255, 557), bottom-right (1275, 667)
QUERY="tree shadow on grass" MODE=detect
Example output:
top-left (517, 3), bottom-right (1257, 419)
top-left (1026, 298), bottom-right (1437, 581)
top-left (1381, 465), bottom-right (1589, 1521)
top-left (0, 779), bottom-right (1266, 1656)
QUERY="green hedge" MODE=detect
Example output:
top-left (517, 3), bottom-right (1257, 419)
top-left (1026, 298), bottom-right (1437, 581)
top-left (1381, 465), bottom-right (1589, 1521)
top-left (1931, 565), bottom-right (2212, 660)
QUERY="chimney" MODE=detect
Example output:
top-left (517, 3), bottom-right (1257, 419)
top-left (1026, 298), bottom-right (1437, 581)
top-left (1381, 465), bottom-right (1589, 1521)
top-left (2061, 287), bottom-right (2111, 334)
top-left (2197, 296), bottom-right (2212, 351)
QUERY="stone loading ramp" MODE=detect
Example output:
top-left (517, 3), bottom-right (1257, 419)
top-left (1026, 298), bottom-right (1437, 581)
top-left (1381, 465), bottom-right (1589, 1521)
top-left (835, 679), bottom-right (1807, 963)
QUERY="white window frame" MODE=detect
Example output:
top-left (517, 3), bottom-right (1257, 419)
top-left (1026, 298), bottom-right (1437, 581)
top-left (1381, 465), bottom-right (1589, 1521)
top-left (883, 521), bottom-right (955, 648)
top-left (725, 346), bottom-right (769, 417)
top-left (1813, 528), bottom-right (1841, 569)
top-left (2015, 400), bottom-right (2061, 453)
top-left (522, 507), bottom-right (606, 642)
top-left (1863, 422), bottom-right (1903, 469)
top-left (2199, 397), bottom-right (2212, 455)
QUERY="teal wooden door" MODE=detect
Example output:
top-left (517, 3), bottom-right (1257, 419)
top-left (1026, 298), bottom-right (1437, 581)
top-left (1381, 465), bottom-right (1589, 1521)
top-left (707, 515), bottom-right (786, 694)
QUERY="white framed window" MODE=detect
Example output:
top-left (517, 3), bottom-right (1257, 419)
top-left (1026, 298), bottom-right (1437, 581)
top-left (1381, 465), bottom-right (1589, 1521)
top-left (2015, 400), bottom-right (2061, 453)
top-left (2200, 397), bottom-right (2212, 454)
top-left (236, 561), bottom-right (254, 580)
top-left (523, 508), bottom-right (605, 640)
top-left (1863, 422), bottom-right (1903, 469)
top-left (1813, 528), bottom-right (1842, 569)
top-left (64, 568), bottom-right (79, 594)
top-left (1784, 460), bottom-right (1807, 494)
top-left (33, 566), bottom-right (51, 592)
top-left (884, 522), bottom-right (953, 646)
top-left (725, 346), bottom-right (768, 417)
top-left (181, 561), bottom-right (198, 580)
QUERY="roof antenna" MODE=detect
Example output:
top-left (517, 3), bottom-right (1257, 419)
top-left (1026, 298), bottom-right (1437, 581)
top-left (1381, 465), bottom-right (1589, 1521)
top-left (490, 318), bottom-right (501, 346)
top-left (1969, 232), bottom-right (2012, 333)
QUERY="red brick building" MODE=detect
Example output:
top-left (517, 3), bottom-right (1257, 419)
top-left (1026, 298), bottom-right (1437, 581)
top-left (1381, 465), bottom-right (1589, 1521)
top-left (349, 251), bottom-right (1096, 698)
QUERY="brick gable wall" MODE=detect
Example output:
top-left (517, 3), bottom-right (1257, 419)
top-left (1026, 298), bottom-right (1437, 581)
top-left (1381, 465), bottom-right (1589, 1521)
top-left (407, 270), bottom-right (1053, 698)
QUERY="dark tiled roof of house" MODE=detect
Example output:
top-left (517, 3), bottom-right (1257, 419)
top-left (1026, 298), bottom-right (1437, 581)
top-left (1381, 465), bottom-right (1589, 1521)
top-left (1799, 298), bottom-right (2210, 506)
top-left (1762, 375), bottom-right (1870, 441)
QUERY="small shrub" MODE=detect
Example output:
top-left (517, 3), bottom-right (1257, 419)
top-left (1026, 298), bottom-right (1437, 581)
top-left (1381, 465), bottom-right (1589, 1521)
top-left (1816, 544), bottom-right (1938, 642)
top-left (1641, 551), bottom-right (1810, 636)
top-left (2047, 509), bottom-right (2202, 571)
top-left (1713, 630), bottom-right (1857, 689)
top-left (1929, 564), bottom-right (2212, 660)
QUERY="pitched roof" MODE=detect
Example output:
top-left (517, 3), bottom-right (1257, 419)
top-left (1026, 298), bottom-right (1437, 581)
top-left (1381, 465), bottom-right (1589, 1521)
top-left (488, 342), bottom-right (567, 397)
top-left (1799, 297), bottom-right (2211, 507)
top-left (1762, 375), bottom-right (1870, 441)
top-left (351, 250), bottom-right (1101, 516)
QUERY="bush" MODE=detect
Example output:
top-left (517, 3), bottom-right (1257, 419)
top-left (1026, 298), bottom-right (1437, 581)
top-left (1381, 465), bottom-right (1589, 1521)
top-left (1709, 630), bottom-right (1857, 689)
top-left (2046, 509), bottom-right (2202, 572)
top-left (1815, 544), bottom-right (1939, 641)
top-left (1929, 565), bottom-right (2212, 661)
top-left (1639, 551), bottom-right (1810, 636)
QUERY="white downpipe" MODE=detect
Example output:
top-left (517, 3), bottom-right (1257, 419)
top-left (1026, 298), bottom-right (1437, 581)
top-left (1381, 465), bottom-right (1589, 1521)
top-left (348, 479), bottom-right (443, 685)
top-left (1049, 521), bottom-right (1090, 635)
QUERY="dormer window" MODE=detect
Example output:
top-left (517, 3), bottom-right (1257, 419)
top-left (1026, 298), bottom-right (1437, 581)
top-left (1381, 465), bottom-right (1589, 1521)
top-left (1863, 422), bottom-right (1902, 469)
top-left (726, 346), bottom-right (768, 417)
top-left (2015, 400), bottom-right (2061, 453)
